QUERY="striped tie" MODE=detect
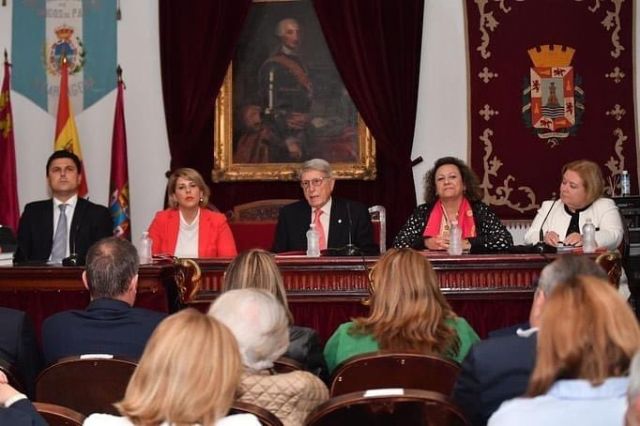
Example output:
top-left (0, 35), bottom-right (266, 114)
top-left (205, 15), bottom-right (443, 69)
top-left (51, 204), bottom-right (68, 262)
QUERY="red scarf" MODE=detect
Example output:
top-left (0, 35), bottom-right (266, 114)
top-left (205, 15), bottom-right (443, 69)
top-left (423, 198), bottom-right (477, 239)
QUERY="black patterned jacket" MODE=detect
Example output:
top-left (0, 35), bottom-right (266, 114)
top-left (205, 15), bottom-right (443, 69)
top-left (393, 201), bottom-right (513, 252)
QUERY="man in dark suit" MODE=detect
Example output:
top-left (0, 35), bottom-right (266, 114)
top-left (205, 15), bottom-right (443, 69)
top-left (0, 308), bottom-right (42, 398)
top-left (15, 150), bottom-right (113, 265)
top-left (272, 158), bottom-right (378, 255)
top-left (41, 237), bottom-right (166, 365)
top-left (452, 255), bottom-right (608, 426)
top-left (0, 373), bottom-right (46, 426)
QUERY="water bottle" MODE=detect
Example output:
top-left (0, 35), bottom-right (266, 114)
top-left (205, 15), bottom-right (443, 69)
top-left (582, 218), bottom-right (596, 254)
top-left (621, 170), bottom-right (631, 196)
top-left (306, 223), bottom-right (320, 257)
top-left (448, 220), bottom-right (463, 255)
top-left (138, 231), bottom-right (153, 264)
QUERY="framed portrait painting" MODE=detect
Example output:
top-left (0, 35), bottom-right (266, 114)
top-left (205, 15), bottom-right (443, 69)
top-left (213, 0), bottom-right (376, 182)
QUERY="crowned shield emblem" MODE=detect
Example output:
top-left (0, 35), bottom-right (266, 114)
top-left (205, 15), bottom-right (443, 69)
top-left (522, 45), bottom-right (585, 146)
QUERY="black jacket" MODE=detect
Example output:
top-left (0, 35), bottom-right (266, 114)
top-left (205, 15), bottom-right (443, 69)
top-left (15, 197), bottom-right (113, 264)
top-left (393, 201), bottom-right (513, 252)
top-left (273, 197), bottom-right (378, 255)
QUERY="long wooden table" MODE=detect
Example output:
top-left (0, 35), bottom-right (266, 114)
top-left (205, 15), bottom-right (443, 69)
top-left (0, 253), bottom-right (552, 341)
top-left (184, 253), bottom-right (550, 339)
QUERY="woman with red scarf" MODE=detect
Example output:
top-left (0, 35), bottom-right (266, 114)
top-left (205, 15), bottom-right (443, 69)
top-left (394, 157), bottom-right (512, 252)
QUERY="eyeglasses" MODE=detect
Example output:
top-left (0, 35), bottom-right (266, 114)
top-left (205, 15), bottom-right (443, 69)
top-left (300, 177), bottom-right (329, 190)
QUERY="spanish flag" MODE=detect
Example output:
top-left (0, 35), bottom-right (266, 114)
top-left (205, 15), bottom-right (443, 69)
top-left (54, 56), bottom-right (88, 197)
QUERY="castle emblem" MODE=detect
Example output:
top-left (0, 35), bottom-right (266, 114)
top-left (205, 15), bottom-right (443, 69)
top-left (522, 45), bottom-right (585, 147)
top-left (46, 24), bottom-right (85, 75)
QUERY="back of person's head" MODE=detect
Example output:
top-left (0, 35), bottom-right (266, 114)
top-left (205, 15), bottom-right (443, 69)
top-left (208, 288), bottom-right (289, 371)
top-left (298, 158), bottom-right (333, 179)
top-left (85, 237), bottom-right (138, 299)
top-left (117, 309), bottom-right (242, 425)
top-left (627, 352), bottom-right (640, 426)
top-left (537, 255), bottom-right (608, 296)
top-left (46, 150), bottom-right (82, 175)
top-left (528, 275), bottom-right (640, 396)
top-left (222, 249), bottom-right (293, 324)
top-left (354, 248), bottom-right (459, 356)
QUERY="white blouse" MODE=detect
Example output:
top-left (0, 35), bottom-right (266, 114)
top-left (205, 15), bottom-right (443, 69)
top-left (174, 209), bottom-right (200, 258)
top-left (83, 413), bottom-right (260, 426)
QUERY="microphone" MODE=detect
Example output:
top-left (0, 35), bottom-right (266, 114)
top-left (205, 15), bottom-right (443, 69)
top-left (344, 202), bottom-right (360, 256)
top-left (63, 214), bottom-right (82, 266)
top-left (538, 198), bottom-right (557, 243)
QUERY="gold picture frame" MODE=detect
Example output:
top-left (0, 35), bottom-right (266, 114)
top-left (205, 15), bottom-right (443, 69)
top-left (212, 0), bottom-right (376, 182)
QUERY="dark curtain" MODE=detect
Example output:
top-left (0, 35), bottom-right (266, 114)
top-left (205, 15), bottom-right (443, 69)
top-left (159, 0), bottom-right (423, 244)
top-left (159, 0), bottom-right (252, 174)
top-left (312, 0), bottom-right (424, 240)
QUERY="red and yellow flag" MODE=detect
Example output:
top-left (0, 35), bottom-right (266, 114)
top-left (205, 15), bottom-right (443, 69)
top-left (0, 50), bottom-right (20, 231)
top-left (54, 57), bottom-right (88, 197)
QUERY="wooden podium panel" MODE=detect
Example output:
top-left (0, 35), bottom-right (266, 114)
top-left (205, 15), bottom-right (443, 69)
top-left (185, 253), bottom-right (550, 338)
top-left (0, 253), bottom-right (551, 341)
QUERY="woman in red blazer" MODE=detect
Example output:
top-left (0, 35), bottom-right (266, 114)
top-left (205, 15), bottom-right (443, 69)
top-left (148, 168), bottom-right (237, 258)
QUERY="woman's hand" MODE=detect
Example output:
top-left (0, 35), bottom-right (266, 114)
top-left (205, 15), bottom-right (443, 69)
top-left (543, 231), bottom-right (561, 246)
top-left (425, 236), bottom-right (448, 250)
top-left (564, 232), bottom-right (583, 247)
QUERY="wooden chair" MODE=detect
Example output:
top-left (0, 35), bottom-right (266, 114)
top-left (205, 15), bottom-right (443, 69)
top-left (271, 356), bottom-right (304, 374)
top-left (230, 401), bottom-right (284, 426)
top-left (228, 199), bottom-right (297, 251)
top-left (595, 250), bottom-right (623, 289)
top-left (33, 402), bottom-right (85, 426)
top-left (330, 352), bottom-right (461, 397)
top-left (305, 388), bottom-right (469, 426)
top-left (0, 357), bottom-right (25, 393)
top-left (35, 355), bottom-right (138, 416)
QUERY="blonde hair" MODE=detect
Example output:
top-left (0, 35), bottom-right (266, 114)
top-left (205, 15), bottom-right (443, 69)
top-left (352, 248), bottom-right (459, 357)
top-left (222, 249), bottom-right (293, 324)
top-left (528, 275), bottom-right (640, 396)
top-left (562, 160), bottom-right (604, 204)
top-left (117, 309), bottom-right (242, 425)
top-left (167, 168), bottom-right (211, 209)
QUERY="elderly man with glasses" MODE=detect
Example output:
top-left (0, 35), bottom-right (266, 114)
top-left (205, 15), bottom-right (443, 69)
top-left (272, 158), bottom-right (378, 255)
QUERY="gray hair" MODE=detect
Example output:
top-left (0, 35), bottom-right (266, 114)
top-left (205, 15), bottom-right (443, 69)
top-left (276, 18), bottom-right (299, 37)
top-left (208, 289), bottom-right (289, 371)
top-left (629, 352), bottom-right (640, 402)
top-left (537, 255), bottom-right (607, 296)
top-left (298, 158), bottom-right (333, 180)
top-left (85, 237), bottom-right (139, 298)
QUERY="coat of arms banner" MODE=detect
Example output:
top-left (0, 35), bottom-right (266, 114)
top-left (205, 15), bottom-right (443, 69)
top-left (465, 0), bottom-right (636, 218)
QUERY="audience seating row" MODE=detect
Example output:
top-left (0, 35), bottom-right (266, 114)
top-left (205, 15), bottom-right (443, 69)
top-left (17, 350), bottom-right (465, 424)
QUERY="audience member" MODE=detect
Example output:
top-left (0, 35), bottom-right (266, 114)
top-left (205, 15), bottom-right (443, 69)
top-left (323, 248), bottom-right (479, 373)
top-left (209, 289), bottom-right (329, 426)
top-left (394, 156), bottom-right (512, 252)
top-left (272, 158), bottom-right (378, 255)
top-left (148, 168), bottom-right (237, 258)
top-left (488, 275), bottom-right (640, 425)
top-left (223, 249), bottom-right (327, 378)
top-left (453, 255), bottom-right (608, 425)
top-left (42, 237), bottom-right (166, 365)
top-left (15, 150), bottom-right (112, 265)
top-left (524, 159), bottom-right (623, 249)
top-left (0, 307), bottom-right (42, 398)
top-left (627, 352), bottom-right (640, 426)
top-left (84, 308), bottom-right (259, 425)
top-left (0, 371), bottom-right (46, 426)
